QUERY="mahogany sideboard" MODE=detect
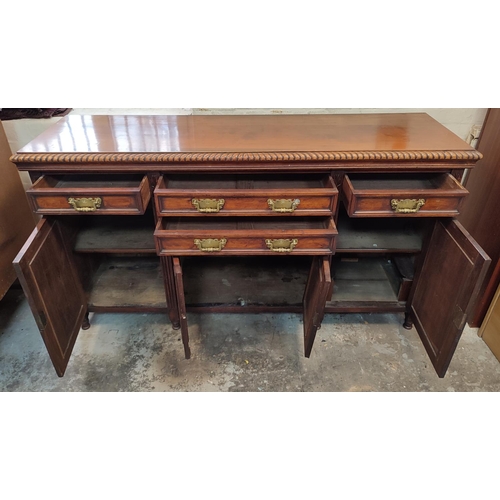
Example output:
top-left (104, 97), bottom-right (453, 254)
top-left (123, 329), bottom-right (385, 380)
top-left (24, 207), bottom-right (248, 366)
top-left (10, 113), bottom-right (490, 378)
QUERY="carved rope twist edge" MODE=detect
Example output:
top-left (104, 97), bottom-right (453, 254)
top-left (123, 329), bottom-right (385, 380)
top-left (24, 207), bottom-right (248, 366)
top-left (10, 150), bottom-right (482, 163)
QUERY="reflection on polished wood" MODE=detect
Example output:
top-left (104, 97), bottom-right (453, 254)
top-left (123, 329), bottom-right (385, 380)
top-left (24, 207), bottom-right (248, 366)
top-left (14, 114), bottom-right (478, 164)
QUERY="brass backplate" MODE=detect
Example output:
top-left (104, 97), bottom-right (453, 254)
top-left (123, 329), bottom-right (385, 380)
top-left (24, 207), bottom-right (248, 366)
top-left (67, 197), bottom-right (102, 212)
top-left (267, 199), bottom-right (300, 213)
top-left (194, 238), bottom-right (227, 252)
top-left (390, 198), bottom-right (426, 213)
top-left (192, 198), bottom-right (225, 213)
top-left (265, 238), bottom-right (299, 253)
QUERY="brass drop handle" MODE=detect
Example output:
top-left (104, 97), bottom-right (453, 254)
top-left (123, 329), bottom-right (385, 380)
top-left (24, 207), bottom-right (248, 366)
top-left (194, 238), bottom-right (227, 252)
top-left (68, 197), bottom-right (102, 212)
top-left (192, 198), bottom-right (225, 213)
top-left (267, 198), bottom-right (300, 213)
top-left (391, 199), bottom-right (426, 214)
top-left (265, 238), bottom-right (299, 253)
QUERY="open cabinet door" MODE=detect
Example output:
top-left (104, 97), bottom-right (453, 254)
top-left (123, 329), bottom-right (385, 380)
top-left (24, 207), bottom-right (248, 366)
top-left (172, 257), bottom-right (191, 359)
top-left (303, 256), bottom-right (332, 357)
top-left (410, 220), bottom-right (491, 377)
top-left (13, 218), bottom-right (87, 377)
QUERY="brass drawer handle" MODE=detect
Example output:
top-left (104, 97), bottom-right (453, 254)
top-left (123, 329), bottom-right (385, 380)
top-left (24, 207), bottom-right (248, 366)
top-left (192, 198), bottom-right (225, 213)
top-left (194, 238), bottom-right (227, 252)
top-left (67, 197), bottom-right (102, 212)
top-left (391, 198), bottom-right (426, 213)
top-left (267, 198), bottom-right (300, 213)
top-left (265, 238), bottom-right (298, 253)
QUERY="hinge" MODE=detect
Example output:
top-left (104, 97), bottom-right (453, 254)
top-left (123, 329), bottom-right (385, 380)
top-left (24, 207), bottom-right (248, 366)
top-left (313, 312), bottom-right (320, 328)
top-left (37, 310), bottom-right (47, 331)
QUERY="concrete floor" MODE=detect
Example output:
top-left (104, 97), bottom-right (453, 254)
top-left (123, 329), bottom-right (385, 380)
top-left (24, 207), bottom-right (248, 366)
top-left (1, 287), bottom-right (499, 391)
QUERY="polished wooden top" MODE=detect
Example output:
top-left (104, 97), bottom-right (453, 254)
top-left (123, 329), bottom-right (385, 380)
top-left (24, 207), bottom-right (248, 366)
top-left (12, 113), bottom-right (479, 166)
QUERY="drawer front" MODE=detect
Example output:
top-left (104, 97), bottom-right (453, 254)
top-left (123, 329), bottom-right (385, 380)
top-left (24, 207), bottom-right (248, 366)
top-left (27, 175), bottom-right (151, 215)
top-left (154, 175), bottom-right (338, 217)
top-left (154, 218), bottom-right (337, 256)
top-left (342, 173), bottom-right (468, 217)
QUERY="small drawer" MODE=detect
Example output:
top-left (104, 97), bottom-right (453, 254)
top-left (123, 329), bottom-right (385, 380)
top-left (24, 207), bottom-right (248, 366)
top-left (154, 217), bottom-right (337, 256)
top-left (342, 173), bottom-right (468, 217)
top-left (26, 174), bottom-right (151, 215)
top-left (154, 174), bottom-right (338, 217)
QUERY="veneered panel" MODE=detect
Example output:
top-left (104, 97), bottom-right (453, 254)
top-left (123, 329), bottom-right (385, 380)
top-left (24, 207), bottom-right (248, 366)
top-left (13, 219), bottom-right (86, 376)
top-left (410, 220), bottom-right (490, 377)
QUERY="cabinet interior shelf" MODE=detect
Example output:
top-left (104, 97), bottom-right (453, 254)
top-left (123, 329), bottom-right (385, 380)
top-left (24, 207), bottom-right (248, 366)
top-left (329, 257), bottom-right (402, 300)
top-left (85, 254), bottom-right (410, 314)
top-left (74, 215), bottom-right (156, 254)
top-left (71, 208), bottom-right (424, 255)
top-left (182, 256), bottom-right (308, 312)
top-left (87, 256), bottom-right (167, 312)
top-left (336, 210), bottom-right (424, 253)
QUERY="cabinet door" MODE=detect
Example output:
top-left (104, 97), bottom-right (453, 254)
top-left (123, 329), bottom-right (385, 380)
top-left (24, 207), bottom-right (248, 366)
top-left (13, 218), bottom-right (87, 377)
top-left (172, 257), bottom-right (191, 359)
top-left (410, 220), bottom-right (491, 377)
top-left (303, 256), bottom-right (332, 357)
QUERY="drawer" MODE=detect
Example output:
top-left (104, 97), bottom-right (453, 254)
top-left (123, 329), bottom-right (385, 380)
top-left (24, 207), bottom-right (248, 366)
top-left (26, 174), bottom-right (151, 215)
top-left (154, 174), bottom-right (338, 216)
top-left (154, 217), bottom-right (337, 256)
top-left (342, 173), bottom-right (468, 217)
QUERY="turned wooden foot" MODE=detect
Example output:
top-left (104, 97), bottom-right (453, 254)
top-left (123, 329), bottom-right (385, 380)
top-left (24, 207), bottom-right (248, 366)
top-left (403, 312), bottom-right (413, 330)
top-left (172, 322), bottom-right (181, 330)
top-left (82, 312), bottom-right (91, 330)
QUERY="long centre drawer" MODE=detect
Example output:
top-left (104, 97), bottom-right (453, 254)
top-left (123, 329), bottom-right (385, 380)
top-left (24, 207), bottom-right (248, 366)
top-left (154, 217), bottom-right (337, 256)
top-left (154, 174), bottom-right (338, 217)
